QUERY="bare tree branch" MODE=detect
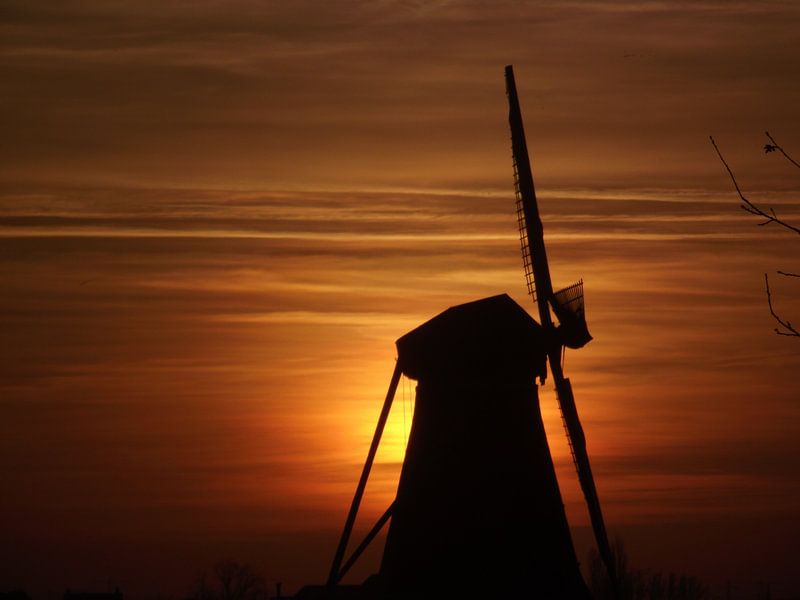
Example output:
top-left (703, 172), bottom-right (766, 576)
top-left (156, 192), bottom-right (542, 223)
top-left (711, 135), bottom-right (800, 340)
top-left (765, 131), bottom-right (800, 170)
top-left (765, 273), bottom-right (800, 337)
top-left (709, 136), bottom-right (800, 235)
top-left (192, 560), bottom-right (267, 600)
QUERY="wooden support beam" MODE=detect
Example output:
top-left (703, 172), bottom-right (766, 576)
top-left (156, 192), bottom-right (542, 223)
top-left (327, 362), bottom-right (402, 587)
top-left (333, 501), bottom-right (395, 585)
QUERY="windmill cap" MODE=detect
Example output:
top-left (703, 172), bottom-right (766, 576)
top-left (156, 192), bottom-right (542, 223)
top-left (396, 294), bottom-right (547, 382)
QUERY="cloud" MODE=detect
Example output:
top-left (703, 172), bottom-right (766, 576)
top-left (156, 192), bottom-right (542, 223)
top-left (3, 1), bottom-right (800, 190)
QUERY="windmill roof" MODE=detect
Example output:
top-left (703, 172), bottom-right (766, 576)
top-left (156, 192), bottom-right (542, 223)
top-left (395, 293), bottom-right (547, 381)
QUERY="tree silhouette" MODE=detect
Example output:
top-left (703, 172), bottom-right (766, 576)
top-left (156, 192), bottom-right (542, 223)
top-left (710, 132), bottom-right (800, 338)
top-left (191, 560), bottom-right (267, 600)
top-left (589, 541), bottom-right (709, 600)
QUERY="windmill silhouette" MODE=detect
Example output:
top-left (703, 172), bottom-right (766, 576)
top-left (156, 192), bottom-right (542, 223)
top-left (296, 66), bottom-right (615, 600)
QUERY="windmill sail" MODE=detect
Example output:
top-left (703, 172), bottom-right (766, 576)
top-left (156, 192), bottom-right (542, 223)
top-left (505, 64), bottom-right (618, 591)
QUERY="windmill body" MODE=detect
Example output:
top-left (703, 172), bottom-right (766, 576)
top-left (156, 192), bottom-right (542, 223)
top-left (381, 294), bottom-right (590, 598)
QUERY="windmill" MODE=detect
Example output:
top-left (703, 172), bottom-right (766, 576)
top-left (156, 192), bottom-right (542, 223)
top-left (299, 66), bottom-right (614, 599)
top-left (506, 63), bottom-right (618, 590)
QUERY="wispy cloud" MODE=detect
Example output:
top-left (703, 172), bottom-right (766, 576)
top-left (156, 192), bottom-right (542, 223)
top-left (3, 0), bottom-right (800, 594)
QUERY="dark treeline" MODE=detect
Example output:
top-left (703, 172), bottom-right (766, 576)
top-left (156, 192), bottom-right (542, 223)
top-left (589, 542), bottom-right (708, 600)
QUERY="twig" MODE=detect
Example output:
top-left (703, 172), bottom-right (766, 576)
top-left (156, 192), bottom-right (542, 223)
top-left (765, 131), bottom-right (800, 170)
top-left (765, 273), bottom-right (800, 337)
top-left (711, 136), bottom-right (800, 339)
top-left (709, 136), bottom-right (800, 235)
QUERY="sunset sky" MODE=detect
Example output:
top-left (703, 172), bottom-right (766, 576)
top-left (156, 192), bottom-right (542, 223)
top-left (2, 1), bottom-right (800, 597)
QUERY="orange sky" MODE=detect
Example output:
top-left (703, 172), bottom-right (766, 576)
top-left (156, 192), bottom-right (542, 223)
top-left (2, 2), bottom-right (800, 598)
